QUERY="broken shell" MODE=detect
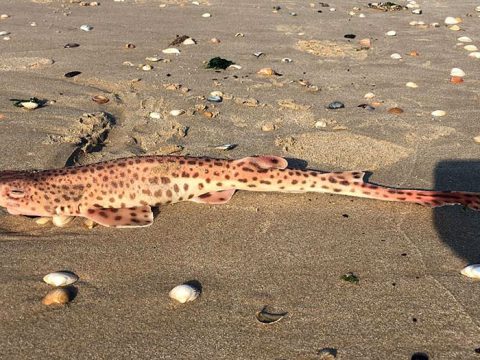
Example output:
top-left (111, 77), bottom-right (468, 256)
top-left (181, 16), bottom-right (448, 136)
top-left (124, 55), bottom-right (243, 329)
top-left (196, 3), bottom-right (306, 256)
top-left (182, 37), bottom-right (196, 45)
top-left (257, 67), bottom-right (278, 76)
top-left (169, 109), bottom-right (185, 116)
top-left (253, 51), bottom-right (264, 58)
top-left (406, 82), bottom-right (418, 88)
top-left (450, 76), bottom-right (464, 84)
top-left (364, 92), bottom-right (375, 99)
top-left (20, 101), bottom-right (39, 110)
top-left (92, 95), bottom-right (109, 104)
top-left (169, 284), bottom-right (200, 303)
top-left (448, 25), bottom-right (461, 31)
top-left (234, 32), bottom-right (244, 37)
top-left (281, 57), bottom-right (293, 63)
top-left (450, 68), bottom-right (465, 77)
top-left (444, 16), bottom-right (462, 25)
top-left (145, 56), bottom-right (161, 62)
top-left (386, 30), bottom-right (396, 36)
top-left (210, 37), bottom-right (221, 43)
top-left (213, 144), bottom-right (236, 150)
top-left (162, 47), bottom-right (180, 54)
top-left (461, 264), bottom-right (480, 279)
top-left (468, 52), bottom-right (480, 59)
top-left (42, 288), bottom-right (72, 306)
top-left (390, 53), bottom-right (402, 60)
top-left (464, 45), bottom-right (478, 52)
top-left (458, 36), bottom-right (472, 43)
top-left (255, 306), bottom-right (288, 324)
top-left (80, 24), bottom-right (93, 31)
top-left (142, 64), bottom-right (152, 71)
top-left (0, 14), bottom-right (10, 19)
top-left (411, 9), bottom-right (422, 15)
top-left (228, 64), bottom-right (242, 70)
top-left (359, 38), bottom-right (371, 49)
top-left (202, 12), bottom-right (211, 18)
top-left (35, 217), bottom-right (51, 225)
top-left (0, 31), bottom-right (9, 36)
top-left (125, 43), bottom-right (136, 49)
top-left (43, 271), bottom-right (79, 287)
top-left (431, 110), bottom-right (446, 117)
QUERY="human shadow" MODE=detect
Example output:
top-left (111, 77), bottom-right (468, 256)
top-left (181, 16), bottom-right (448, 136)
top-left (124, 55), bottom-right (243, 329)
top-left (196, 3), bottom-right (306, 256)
top-left (434, 160), bottom-right (480, 264)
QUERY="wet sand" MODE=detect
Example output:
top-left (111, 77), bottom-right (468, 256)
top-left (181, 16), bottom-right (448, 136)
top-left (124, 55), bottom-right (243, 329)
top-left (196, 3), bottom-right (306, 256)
top-left (1, 0), bottom-right (480, 358)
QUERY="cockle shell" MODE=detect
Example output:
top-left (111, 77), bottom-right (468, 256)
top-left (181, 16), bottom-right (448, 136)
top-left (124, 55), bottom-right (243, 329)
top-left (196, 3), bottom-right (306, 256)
top-left (43, 271), bottom-right (79, 287)
top-left (162, 47), bottom-right (180, 55)
top-left (461, 264), bottom-right (480, 279)
top-left (450, 68), bottom-right (465, 77)
top-left (169, 284), bottom-right (200, 303)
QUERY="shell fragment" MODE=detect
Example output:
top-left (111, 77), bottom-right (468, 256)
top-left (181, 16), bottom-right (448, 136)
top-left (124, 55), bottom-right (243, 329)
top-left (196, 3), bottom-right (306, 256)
top-left (461, 264), bottom-right (480, 279)
top-left (162, 48), bottom-right (180, 55)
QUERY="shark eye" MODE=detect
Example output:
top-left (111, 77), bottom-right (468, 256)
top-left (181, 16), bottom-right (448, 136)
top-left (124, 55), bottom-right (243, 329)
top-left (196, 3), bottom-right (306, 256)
top-left (8, 189), bottom-right (25, 199)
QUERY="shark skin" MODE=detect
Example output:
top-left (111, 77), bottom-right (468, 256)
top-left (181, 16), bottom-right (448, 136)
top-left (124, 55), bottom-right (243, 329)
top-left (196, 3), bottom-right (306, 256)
top-left (0, 155), bottom-right (479, 228)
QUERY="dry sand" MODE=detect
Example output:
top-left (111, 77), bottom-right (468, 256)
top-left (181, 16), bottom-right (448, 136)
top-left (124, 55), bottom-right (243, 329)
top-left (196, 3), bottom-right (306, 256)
top-left (1, 0), bottom-right (480, 359)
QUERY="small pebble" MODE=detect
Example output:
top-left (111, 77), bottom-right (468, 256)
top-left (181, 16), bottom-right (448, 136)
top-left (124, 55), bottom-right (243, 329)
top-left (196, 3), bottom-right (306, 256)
top-left (202, 13), bottom-right (211, 18)
top-left (386, 30), bottom-right (397, 36)
top-left (406, 82), bottom-right (418, 88)
top-left (431, 110), bottom-right (446, 117)
top-left (450, 76), bottom-right (464, 84)
top-left (80, 24), bottom-right (93, 31)
top-left (257, 67), bottom-right (278, 76)
top-left (314, 120), bottom-right (327, 128)
top-left (92, 95), bottom-right (109, 104)
top-left (359, 38), bottom-right (371, 49)
top-left (327, 101), bottom-right (345, 110)
top-left (388, 107), bottom-right (404, 114)
top-left (358, 13), bottom-right (365, 18)
top-left (344, 34), bottom-right (356, 39)
top-left (450, 68), bottom-right (465, 77)
top-left (262, 122), bottom-right (277, 131)
top-left (390, 53), bottom-right (402, 60)
top-left (474, 136), bottom-right (480, 144)
top-left (169, 109), bottom-right (185, 116)
top-left (42, 288), bottom-right (73, 306)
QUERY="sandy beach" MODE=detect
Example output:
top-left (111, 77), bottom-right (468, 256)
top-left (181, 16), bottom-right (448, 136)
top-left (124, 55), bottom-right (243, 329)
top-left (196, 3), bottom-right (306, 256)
top-left (1, 0), bottom-right (480, 358)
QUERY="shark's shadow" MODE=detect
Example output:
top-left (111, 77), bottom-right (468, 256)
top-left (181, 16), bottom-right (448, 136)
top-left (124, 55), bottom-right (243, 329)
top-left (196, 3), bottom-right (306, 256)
top-left (434, 160), bottom-right (480, 263)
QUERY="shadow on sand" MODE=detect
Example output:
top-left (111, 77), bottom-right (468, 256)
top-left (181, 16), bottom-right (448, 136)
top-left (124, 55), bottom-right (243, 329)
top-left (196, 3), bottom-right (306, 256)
top-left (434, 160), bottom-right (480, 264)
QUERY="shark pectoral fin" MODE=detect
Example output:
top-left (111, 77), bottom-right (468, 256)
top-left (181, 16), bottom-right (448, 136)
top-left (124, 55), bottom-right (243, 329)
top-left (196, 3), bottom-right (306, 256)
top-left (234, 156), bottom-right (288, 170)
top-left (82, 206), bottom-right (154, 228)
top-left (190, 189), bottom-right (236, 205)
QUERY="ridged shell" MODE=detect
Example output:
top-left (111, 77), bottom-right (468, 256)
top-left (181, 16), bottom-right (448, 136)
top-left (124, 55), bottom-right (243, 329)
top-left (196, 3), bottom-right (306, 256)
top-left (169, 284), bottom-right (199, 303)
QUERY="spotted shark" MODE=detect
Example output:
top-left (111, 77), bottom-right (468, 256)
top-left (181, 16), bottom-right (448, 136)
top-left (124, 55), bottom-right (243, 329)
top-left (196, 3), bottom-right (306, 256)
top-left (0, 155), bottom-right (478, 228)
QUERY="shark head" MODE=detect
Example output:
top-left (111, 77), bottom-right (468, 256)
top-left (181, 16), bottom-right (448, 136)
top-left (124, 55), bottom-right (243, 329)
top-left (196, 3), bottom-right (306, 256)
top-left (0, 170), bottom-right (49, 216)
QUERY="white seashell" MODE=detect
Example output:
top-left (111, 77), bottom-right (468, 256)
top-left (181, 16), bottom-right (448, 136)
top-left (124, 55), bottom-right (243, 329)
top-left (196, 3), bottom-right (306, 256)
top-left (468, 52), bottom-right (480, 59)
top-left (474, 136), bottom-right (480, 144)
top-left (145, 56), bottom-right (161, 62)
top-left (142, 64), bottom-right (152, 71)
top-left (169, 284), bottom-right (199, 303)
top-left (80, 24), bottom-right (93, 32)
top-left (458, 36), bottom-right (472, 43)
top-left (329, 8), bottom-right (336, 12)
top-left (149, 112), bottom-right (161, 119)
top-left (450, 67), bottom-right (465, 77)
top-left (228, 64), bottom-right (242, 70)
top-left (358, 13), bottom-right (365, 18)
top-left (476, 5), bottom-right (480, 12)
top-left (444, 16), bottom-right (462, 25)
top-left (0, 31), bottom-right (9, 36)
top-left (35, 217), bottom-right (51, 225)
top-left (162, 47), bottom-right (180, 55)
top-left (169, 109), bottom-right (185, 116)
top-left (409, 21), bottom-right (418, 26)
top-left (43, 271), bottom-right (79, 287)
top-left (386, 30), bottom-right (396, 36)
top-left (209, 91), bottom-right (223, 97)
top-left (431, 110), bottom-right (446, 117)
top-left (182, 37), bottom-right (196, 45)
top-left (0, 14), bottom-right (10, 19)
top-left (448, 25), bottom-right (461, 31)
top-left (390, 53), bottom-right (402, 60)
top-left (406, 82), bottom-right (418, 88)
top-left (464, 45), bottom-right (478, 52)
top-left (3, 36), bottom-right (10, 40)
top-left (281, 58), bottom-right (293, 63)
top-left (411, 9), bottom-right (422, 15)
top-left (364, 92), bottom-right (375, 99)
top-left (314, 120), bottom-right (327, 128)
top-left (192, 1), bottom-right (200, 5)
top-left (461, 264), bottom-right (480, 279)
top-left (202, 12), bottom-right (211, 18)
top-left (20, 101), bottom-right (39, 110)
top-left (234, 32), bottom-right (244, 37)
